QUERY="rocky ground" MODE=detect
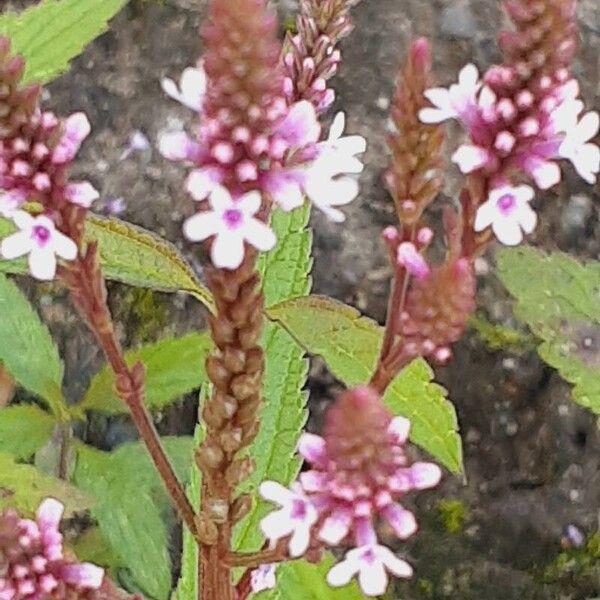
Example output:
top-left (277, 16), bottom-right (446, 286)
top-left (5, 0), bottom-right (600, 598)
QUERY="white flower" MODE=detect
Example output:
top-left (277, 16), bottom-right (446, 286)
top-left (250, 564), bottom-right (277, 594)
top-left (474, 185), bottom-right (537, 246)
top-left (182, 186), bottom-right (276, 269)
top-left (0, 189), bottom-right (27, 218)
top-left (0, 212), bottom-right (78, 280)
top-left (64, 181), bottom-right (99, 208)
top-left (259, 481), bottom-right (318, 557)
top-left (120, 130), bottom-right (151, 160)
top-left (52, 113), bottom-right (91, 165)
top-left (327, 544), bottom-right (413, 597)
top-left (276, 100), bottom-right (321, 148)
top-left (451, 144), bottom-right (490, 174)
top-left (419, 63), bottom-right (480, 124)
top-left (558, 111), bottom-right (600, 184)
top-left (161, 66), bottom-right (206, 111)
top-left (316, 112), bottom-right (366, 175)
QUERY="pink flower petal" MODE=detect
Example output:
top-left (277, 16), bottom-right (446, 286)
top-left (297, 433), bottom-right (327, 467)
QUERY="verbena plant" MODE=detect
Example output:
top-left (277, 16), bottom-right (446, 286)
top-left (0, 0), bottom-right (598, 599)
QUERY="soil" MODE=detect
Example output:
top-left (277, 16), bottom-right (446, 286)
top-left (4, 0), bottom-right (600, 598)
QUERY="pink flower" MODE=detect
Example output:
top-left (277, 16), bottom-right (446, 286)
top-left (250, 563), bottom-right (277, 594)
top-left (158, 131), bottom-right (202, 162)
top-left (64, 181), bottom-right (99, 208)
top-left (259, 482), bottom-right (318, 557)
top-left (474, 184), bottom-right (537, 246)
top-left (419, 64), bottom-right (480, 124)
top-left (0, 498), bottom-right (104, 600)
top-left (397, 242), bottom-right (430, 280)
top-left (1, 212), bottom-right (77, 280)
top-left (182, 186), bottom-right (276, 269)
top-left (51, 113), bottom-right (91, 165)
top-left (0, 190), bottom-right (27, 218)
top-left (275, 101), bottom-right (321, 148)
top-left (161, 65), bottom-right (206, 111)
top-left (327, 544), bottom-right (413, 597)
top-left (558, 111), bottom-right (600, 184)
top-left (185, 167), bottom-right (224, 202)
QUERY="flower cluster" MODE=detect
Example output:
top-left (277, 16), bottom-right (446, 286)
top-left (159, 0), bottom-right (366, 270)
top-left (0, 37), bottom-right (95, 279)
top-left (0, 498), bottom-right (104, 600)
top-left (419, 0), bottom-right (600, 246)
top-left (259, 386), bottom-right (441, 596)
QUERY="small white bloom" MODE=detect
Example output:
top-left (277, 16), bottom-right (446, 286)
top-left (0, 189), bottom-right (27, 218)
top-left (276, 101), bottom-right (321, 147)
top-left (474, 185), bottom-right (537, 246)
top-left (451, 144), bottom-right (489, 174)
top-left (327, 544), bottom-right (413, 597)
top-left (419, 63), bottom-right (480, 124)
top-left (120, 130), bottom-right (151, 160)
top-left (259, 481), bottom-right (318, 558)
top-left (250, 564), bottom-right (277, 594)
top-left (0, 212), bottom-right (78, 280)
top-left (64, 181), bottom-right (99, 208)
top-left (161, 66), bottom-right (206, 111)
top-left (317, 112), bottom-right (366, 175)
top-left (183, 186), bottom-right (276, 269)
top-left (558, 111), bottom-right (600, 184)
top-left (52, 112), bottom-right (91, 165)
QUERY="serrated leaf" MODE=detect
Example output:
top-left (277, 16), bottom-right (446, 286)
top-left (497, 246), bottom-right (600, 416)
top-left (234, 206), bottom-right (312, 553)
top-left (258, 204), bottom-right (313, 307)
top-left (80, 333), bottom-right (211, 414)
top-left (0, 215), bottom-right (214, 312)
top-left (86, 215), bottom-right (214, 311)
top-left (0, 404), bottom-right (55, 459)
top-left (0, 0), bottom-right (127, 85)
top-left (73, 437), bottom-right (193, 600)
top-left (0, 274), bottom-right (67, 417)
top-left (268, 295), bottom-right (463, 473)
top-left (256, 554), bottom-right (365, 600)
top-left (0, 451), bottom-right (93, 516)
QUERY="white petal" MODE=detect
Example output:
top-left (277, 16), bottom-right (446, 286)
top-left (423, 88), bottom-right (452, 110)
top-left (52, 231), bottom-right (78, 261)
top-left (531, 160), bottom-right (561, 189)
top-left (65, 112), bottom-right (91, 142)
top-left (37, 498), bottom-right (64, 529)
top-left (182, 212), bottom-right (221, 242)
top-left (1, 231), bottom-right (32, 259)
top-left (492, 219), bottom-right (524, 246)
top-left (180, 67), bottom-right (206, 110)
top-left (211, 231), bottom-right (245, 269)
top-left (573, 143), bottom-right (600, 184)
top-left (451, 145), bottom-right (489, 173)
top-left (388, 416), bottom-right (411, 444)
top-left (377, 546), bottom-right (414, 578)
top-left (327, 559), bottom-right (359, 588)
top-left (209, 186), bottom-right (234, 211)
top-left (517, 204), bottom-right (537, 234)
top-left (29, 248), bottom-right (57, 280)
top-left (329, 112), bottom-right (346, 141)
top-left (159, 132), bottom-right (195, 161)
top-left (512, 184), bottom-right (535, 203)
top-left (419, 107), bottom-right (453, 124)
top-left (243, 218), bottom-right (277, 252)
top-left (458, 63), bottom-right (479, 90)
top-left (383, 504), bottom-right (417, 539)
top-left (335, 135), bottom-right (367, 158)
top-left (319, 510), bottom-right (352, 545)
top-left (474, 201), bottom-right (495, 232)
top-left (358, 560), bottom-right (388, 597)
top-left (12, 211), bottom-right (35, 230)
top-left (259, 481), bottom-right (295, 506)
top-left (278, 101), bottom-right (320, 146)
top-left (186, 168), bottom-right (220, 201)
top-left (61, 563), bottom-right (104, 589)
top-left (260, 508), bottom-right (295, 540)
top-left (269, 175), bottom-right (304, 211)
top-left (574, 111), bottom-right (599, 145)
top-left (297, 433), bottom-right (327, 465)
top-left (238, 191), bottom-right (262, 216)
top-left (409, 462), bottom-right (443, 489)
top-left (478, 85), bottom-right (497, 108)
top-left (64, 182), bottom-right (99, 208)
top-left (288, 523), bottom-right (311, 557)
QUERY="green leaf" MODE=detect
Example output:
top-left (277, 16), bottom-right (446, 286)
top-left (173, 425), bottom-right (203, 600)
top-left (86, 215), bottom-right (214, 311)
top-left (0, 451), bottom-right (93, 516)
top-left (0, 404), bottom-right (55, 459)
top-left (0, 274), bottom-right (67, 417)
top-left (0, 0), bottom-right (128, 85)
top-left (257, 554), bottom-right (365, 600)
top-left (497, 246), bottom-right (600, 416)
top-left (73, 437), bottom-right (193, 600)
top-left (0, 215), bottom-right (214, 312)
top-left (268, 295), bottom-right (463, 473)
top-left (234, 206), bottom-right (312, 552)
top-left (258, 204), bottom-right (313, 307)
top-left (80, 333), bottom-right (212, 414)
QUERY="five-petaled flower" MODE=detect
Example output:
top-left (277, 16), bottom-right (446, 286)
top-left (259, 481), bottom-right (318, 558)
top-left (183, 186), bottom-right (276, 269)
top-left (0, 212), bottom-right (78, 280)
top-left (474, 184), bottom-right (537, 246)
top-left (558, 111), bottom-right (600, 184)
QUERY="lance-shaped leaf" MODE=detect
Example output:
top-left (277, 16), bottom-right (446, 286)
top-left (268, 295), bottom-right (463, 473)
top-left (73, 437), bottom-right (193, 600)
top-left (0, 404), bottom-right (55, 459)
top-left (0, 0), bottom-right (127, 85)
top-left (0, 452), bottom-right (93, 516)
top-left (80, 332), bottom-right (212, 414)
top-left (497, 247), bottom-right (600, 416)
top-left (0, 274), bottom-right (67, 417)
top-left (0, 215), bottom-right (214, 311)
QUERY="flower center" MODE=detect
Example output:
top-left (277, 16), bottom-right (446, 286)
top-left (496, 193), bottom-right (516, 215)
top-left (290, 499), bottom-right (307, 520)
top-left (360, 547), bottom-right (376, 564)
top-left (223, 208), bottom-right (243, 229)
top-left (32, 225), bottom-right (51, 246)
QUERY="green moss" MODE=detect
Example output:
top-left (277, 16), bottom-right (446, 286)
top-left (120, 288), bottom-right (168, 343)
top-left (282, 15), bottom-right (297, 33)
top-left (469, 314), bottom-right (534, 353)
top-left (417, 578), bottom-right (434, 598)
top-left (437, 499), bottom-right (469, 534)
top-left (543, 533), bottom-right (600, 583)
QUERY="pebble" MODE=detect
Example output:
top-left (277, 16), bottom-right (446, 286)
top-left (560, 194), bottom-right (593, 238)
